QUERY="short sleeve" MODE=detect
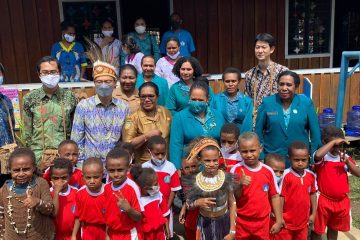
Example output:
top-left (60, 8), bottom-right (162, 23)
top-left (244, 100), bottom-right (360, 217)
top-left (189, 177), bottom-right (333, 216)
top-left (170, 170), bottom-right (182, 192)
top-left (160, 194), bottom-right (170, 217)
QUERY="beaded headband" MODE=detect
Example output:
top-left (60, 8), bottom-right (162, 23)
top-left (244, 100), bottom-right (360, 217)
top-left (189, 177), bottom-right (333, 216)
top-left (93, 60), bottom-right (117, 80)
top-left (186, 138), bottom-right (221, 162)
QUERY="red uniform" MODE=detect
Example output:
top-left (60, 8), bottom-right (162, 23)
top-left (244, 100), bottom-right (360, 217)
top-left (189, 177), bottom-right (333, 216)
top-left (50, 185), bottom-right (80, 240)
top-left (231, 162), bottom-right (279, 240)
top-left (276, 168), bottom-right (317, 240)
top-left (104, 179), bottom-right (144, 240)
top-left (313, 153), bottom-right (355, 235)
top-left (184, 208), bottom-right (199, 240)
top-left (43, 167), bottom-right (85, 189)
top-left (75, 184), bottom-right (106, 240)
top-left (219, 151), bottom-right (243, 172)
top-left (140, 192), bottom-right (170, 240)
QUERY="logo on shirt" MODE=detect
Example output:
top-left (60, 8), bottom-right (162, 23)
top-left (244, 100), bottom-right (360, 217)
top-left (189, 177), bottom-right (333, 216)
top-left (263, 184), bottom-right (269, 192)
top-left (101, 208), bottom-right (106, 214)
top-left (164, 176), bottom-right (171, 184)
top-left (181, 41), bottom-right (186, 46)
top-left (71, 205), bottom-right (76, 214)
top-left (308, 186), bottom-right (311, 193)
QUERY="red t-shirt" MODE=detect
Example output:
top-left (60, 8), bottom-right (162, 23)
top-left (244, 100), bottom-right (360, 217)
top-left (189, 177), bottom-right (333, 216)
top-left (280, 168), bottom-right (317, 230)
top-left (219, 151), bottom-right (243, 172)
top-left (43, 167), bottom-right (85, 189)
top-left (104, 179), bottom-right (143, 232)
top-left (230, 162), bottom-right (279, 218)
top-left (74, 184), bottom-right (106, 225)
top-left (50, 185), bottom-right (79, 239)
top-left (315, 152), bottom-right (356, 200)
top-left (142, 161), bottom-right (181, 202)
top-left (140, 192), bottom-right (170, 233)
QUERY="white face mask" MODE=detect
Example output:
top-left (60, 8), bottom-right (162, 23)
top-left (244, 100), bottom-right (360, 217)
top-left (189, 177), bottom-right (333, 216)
top-left (135, 26), bottom-right (146, 34)
top-left (166, 51), bottom-right (180, 60)
top-left (40, 74), bottom-right (60, 88)
top-left (147, 185), bottom-right (160, 196)
top-left (221, 143), bottom-right (238, 154)
top-left (0, 76), bottom-right (3, 85)
top-left (149, 151), bottom-right (166, 166)
top-left (64, 34), bottom-right (75, 43)
top-left (102, 30), bottom-right (113, 37)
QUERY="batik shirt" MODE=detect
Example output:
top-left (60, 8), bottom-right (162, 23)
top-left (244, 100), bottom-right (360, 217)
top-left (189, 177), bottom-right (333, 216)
top-left (23, 87), bottom-right (77, 163)
top-left (71, 95), bottom-right (129, 162)
top-left (0, 93), bottom-right (15, 147)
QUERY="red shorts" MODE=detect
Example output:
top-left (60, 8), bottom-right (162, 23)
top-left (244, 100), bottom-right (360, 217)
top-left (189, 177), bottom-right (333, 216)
top-left (314, 194), bottom-right (351, 235)
top-left (108, 227), bottom-right (143, 240)
top-left (275, 227), bottom-right (308, 240)
top-left (236, 215), bottom-right (270, 240)
top-left (185, 228), bottom-right (196, 240)
top-left (143, 228), bottom-right (166, 240)
top-left (82, 223), bottom-right (106, 240)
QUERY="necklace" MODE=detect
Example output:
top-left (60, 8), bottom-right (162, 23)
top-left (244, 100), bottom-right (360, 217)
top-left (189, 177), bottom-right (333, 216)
top-left (7, 183), bottom-right (32, 235)
top-left (196, 170), bottom-right (225, 192)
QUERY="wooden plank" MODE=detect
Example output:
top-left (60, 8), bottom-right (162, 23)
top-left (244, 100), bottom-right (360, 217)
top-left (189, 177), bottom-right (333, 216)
top-left (49, 0), bottom-right (61, 44)
top-left (265, 0), bottom-right (278, 61)
top-left (194, 0), bottom-right (208, 72)
top-left (36, 0), bottom-right (56, 56)
top-left (207, 0), bottom-right (220, 73)
top-left (254, 0), bottom-right (267, 36)
top-left (310, 74), bottom-right (320, 113)
top-left (242, 0), bottom-right (255, 71)
top-left (276, 0), bottom-right (286, 65)
top-left (217, 0), bottom-right (232, 73)
top-left (231, 0), bottom-right (244, 70)
top-left (320, 73), bottom-right (331, 110)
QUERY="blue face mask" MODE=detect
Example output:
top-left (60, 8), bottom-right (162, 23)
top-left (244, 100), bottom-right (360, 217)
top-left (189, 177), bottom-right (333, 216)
top-left (96, 83), bottom-right (113, 97)
top-left (188, 100), bottom-right (207, 114)
top-left (0, 76), bottom-right (3, 85)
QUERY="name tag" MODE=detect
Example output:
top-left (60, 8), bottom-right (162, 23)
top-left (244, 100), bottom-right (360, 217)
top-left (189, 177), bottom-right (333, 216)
top-left (266, 111), bottom-right (278, 116)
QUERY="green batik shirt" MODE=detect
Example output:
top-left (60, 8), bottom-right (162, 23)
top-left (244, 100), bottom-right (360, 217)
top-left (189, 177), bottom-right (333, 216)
top-left (22, 87), bottom-right (77, 163)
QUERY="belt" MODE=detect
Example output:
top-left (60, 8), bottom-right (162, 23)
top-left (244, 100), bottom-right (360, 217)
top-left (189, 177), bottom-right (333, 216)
top-left (200, 205), bottom-right (228, 218)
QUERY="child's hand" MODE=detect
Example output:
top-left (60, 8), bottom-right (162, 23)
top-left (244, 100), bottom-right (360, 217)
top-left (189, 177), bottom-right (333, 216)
top-left (308, 213), bottom-right (315, 227)
top-left (270, 220), bottom-right (284, 234)
top-left (51, 180), bottom-right (68, 194)
top-left (223, 233), bottom-right (235, 240)
top-left (195, 198), bottom-right (217, 208)
top-left (113, 192), bottom-right (131, 212)
top-left (240, 169), bottom-right (251, 186)
top-left (23, 189), bottom-right (40, 209)
top-left (179, 206), bottom-right (186, 224)
top-left (333, 138), bottom-right (349, 146)
top-left (340, 150), bottom-right (350, 164)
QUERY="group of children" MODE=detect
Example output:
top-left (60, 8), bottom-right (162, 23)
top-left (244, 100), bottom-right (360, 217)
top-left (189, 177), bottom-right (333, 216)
top-left (0, 123), bottom-right (358, 240)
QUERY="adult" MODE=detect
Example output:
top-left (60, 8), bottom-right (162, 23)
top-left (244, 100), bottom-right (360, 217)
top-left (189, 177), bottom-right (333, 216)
top-left (94, 18), bottom-right (121, 75)
top-left (211, 67), bottom-right (253, 133)
top-left (112, 64), bottom-right (140, 114)
top-left (135, 55), bottom-right (169, 106)
top-left (0, 63), bottom-right (15, 147)
top-left (51, 21), bottom-right (87, 82)
top-left (166, 57), bottom-right (214, 115)
top-left (155, 37), bottom-right (181, 87)
top-left (23, 56), bottom-right (77, 164)
top-left (160, 13), bottom-right (195, 57)
top-left (244, 33), bottom-right (288, 114)
top-left (71, 60), bottom-right (129, 163)
top-left (121, 35), bottom-right (145, 74)
top-left (128, 17), bottom-right (160, 62)
top-left (122, 82), bottom-right (171, 164)
top-left (255, 70), bottom-right (321, 167)
top-left (170, 80), bottom-right (225, 169)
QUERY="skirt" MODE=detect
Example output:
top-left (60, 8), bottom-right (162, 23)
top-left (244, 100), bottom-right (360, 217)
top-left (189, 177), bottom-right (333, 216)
top-left (196, 211), bottom-right (230, 240)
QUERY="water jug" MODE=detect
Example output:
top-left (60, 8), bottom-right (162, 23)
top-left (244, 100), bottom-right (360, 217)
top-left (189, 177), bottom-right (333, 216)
top-left (346, 106), bottom-right (360, 137)
top-left (318, 108), bottom-right (336, 130)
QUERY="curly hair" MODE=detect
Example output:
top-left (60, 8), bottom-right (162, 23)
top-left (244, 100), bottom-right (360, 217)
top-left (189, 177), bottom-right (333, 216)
top-left (321, 125), bottom-right (344, 143)
top-left (172, 56), bottom-right (203, 79)
top-left (121, 34), bottom-right (140, 54)
top-left (49, 158), bottom-right (73, 176)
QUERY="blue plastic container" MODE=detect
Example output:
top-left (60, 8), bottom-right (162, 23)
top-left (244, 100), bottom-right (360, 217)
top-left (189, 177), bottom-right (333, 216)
top-left (346, 106), bottom-right (360, 136)
top-left (318, 108), bottom-right (336, 130)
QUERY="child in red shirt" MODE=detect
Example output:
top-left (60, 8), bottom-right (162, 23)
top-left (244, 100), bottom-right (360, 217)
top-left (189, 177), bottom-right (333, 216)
top-left (142, 136), bottom-right (181, 238)
top-left (264, 153), bottom-right (285, 186)
top-left (312, 126), bottom-right (360, 240)
top-left (50, 158), bottom-right (80, 240)
top-left (43, 140), bottom-right (85, 188)
top-left (219, 123), bottom-right (243, 172)
top-left (277, 141), bottom-right (317, 239)
top-left (72, 158), bottom-right (106, 240)
top-left (104, 147), bottom-right (143, 239)
top-left (131, 164), bottom-right (170, 240)
top-left (231, 132), bottom-right (283, 239)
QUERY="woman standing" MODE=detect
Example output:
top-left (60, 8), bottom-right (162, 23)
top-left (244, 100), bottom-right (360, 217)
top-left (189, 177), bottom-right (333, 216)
top-left (155, 37), bottom-right (181, 87)
top-left (255, 70), bottom-right (321, 166)
top-left (122, 82), bottom-right (171, 164)
top-left (121, 35), bottom-right (144, 74)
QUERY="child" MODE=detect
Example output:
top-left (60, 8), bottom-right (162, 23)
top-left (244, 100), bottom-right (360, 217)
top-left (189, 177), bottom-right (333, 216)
top-left (104, 147), bottom-right (143, 239)
top-left (131, 164), bottom-right (170, 240)
top-left (142, 136), bottom-right (181, 238)
top-left (231, 132), bottom-right (283, 239)
top-left (219, 123), bottom-right (243, 172)
top-left (72, 157), bottom-right (106, 240)
top-left (0, 147), bottom-right (55, 239)
top-left (106, 142), bottom-right (135, 183)
top-left (179, 157), bottom-right (200, 240)
top-left (265, 153), bottom-right (285, 185)
top-left (277, 141), bottom-right (317, 239)
top-left (50, 158), bottom-right (80, 240)
top-left (43, 140), bottom-right (85, 188)
top-left (312, 126), bottom-right (360, 240)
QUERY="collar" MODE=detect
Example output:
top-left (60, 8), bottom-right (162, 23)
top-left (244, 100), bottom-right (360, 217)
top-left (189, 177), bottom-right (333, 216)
top-left (221, 91), bottom-right (243, 101)
top-left (255, 61), bottom-right (273, 74)
top-left (290, 167), bottom-right (307, 177)
top-left (194, 107), bottom-right (212, 122)
top-left (95, 94), bottom-right (117, 106)
top-left (243, 161), bottom-right (262, 172)
top-left (86, 184), bottom-right (105, 196)
top-left (39, 86), bottom-right (62, 100)
top-left (113, 87), bottom-right (139, 101)
top-left (58, 185), bottom-right (71, 196)
top-left (59, 41), bottom-right (76, 52)
top-left (111, 178), bottom-right (128, 191)
top-left (138, 106), bottom-right (161, 120)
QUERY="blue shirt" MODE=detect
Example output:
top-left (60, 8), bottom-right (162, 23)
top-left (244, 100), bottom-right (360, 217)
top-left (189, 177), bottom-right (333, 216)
top-left (0, 93), bottom-right (15, 147)
top-left (169, 107), bottom-right (225, 169)
top-left (51, 41), bottom-right (87, 82)
top-left (128, 32), bottom-right (160, 62)
top-left (135, 74), bottom-right (169, 106)
top-left (211, 91), bottom-right (253, 133)
top-left (160, 29), bottom-right (195, 57)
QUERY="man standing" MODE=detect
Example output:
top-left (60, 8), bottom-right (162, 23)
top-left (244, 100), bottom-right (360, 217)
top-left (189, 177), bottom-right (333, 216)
top-left (160, 13), bottom-right (195, 57)
top-left (71, 60), bottom-right (129, 163)
top-left (23, 56), bottom-right (77, 165)
top-left (135, 55), bottom-right (169, 106)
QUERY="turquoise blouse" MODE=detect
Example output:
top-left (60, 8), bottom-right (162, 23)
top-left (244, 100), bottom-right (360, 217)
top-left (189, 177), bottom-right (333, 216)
top-left (135, 74), bottom-right (169, 106)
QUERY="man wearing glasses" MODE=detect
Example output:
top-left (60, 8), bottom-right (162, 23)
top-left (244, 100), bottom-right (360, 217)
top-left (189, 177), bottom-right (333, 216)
top-left (22, 56), bottom-right (77, 166)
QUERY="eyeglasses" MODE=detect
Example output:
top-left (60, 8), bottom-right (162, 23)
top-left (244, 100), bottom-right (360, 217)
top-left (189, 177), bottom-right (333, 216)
top-left (39, 70), bottom-right (59, 76)
top-left (94, 80), bottom-right (115, 85)
top-left (140, 94), bottom-right (156, 100)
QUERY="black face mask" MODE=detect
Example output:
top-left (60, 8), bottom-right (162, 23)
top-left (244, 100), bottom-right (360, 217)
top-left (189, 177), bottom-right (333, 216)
top-left (170, 20), bottom-right (181, 30)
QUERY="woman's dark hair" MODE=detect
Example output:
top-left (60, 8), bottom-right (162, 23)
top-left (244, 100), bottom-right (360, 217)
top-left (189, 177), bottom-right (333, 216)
top-left (189, 79), bottom-right (209, 98)
top-left (102, 18), bottom-right (114, 27)
top-left (147, 135), bottom-right (167, 150)
top-left (134, 17), bottom-right (146, 24)
top-left (106, 147), bottom-right (130, 165)
top-left (222, 67), bottom-right (242, 81)
top-left (172, 57), bottom-right (203, 79)
top-left (130, 164), bottom-right (157, 189)
top-left (288, 141), bottom-right (309, 157)
top-left (49, 158), bottom-right (73, 176)
top-left (120, 64), bottom-right (138, 78)
top-left (8, 148), bottom-right (36, 169)
top-left (277, 70), bottom-right (300, 88)
top-left (166, 37), bottom-right (180, 47)
top-left (139, 82), bottom-right (159, 97)
top-left (255, 33), bottom-right (275, 47)
top-left (60, 21), bottom-right (76, 32)
top-left (221, 123), bottom-right (240, 139)
top-left (36, 56), bottom-right (62, 74)
top-left (321, 126), bottom-right (344, 143)
top-left (121, 35), bottom-right (140, 54)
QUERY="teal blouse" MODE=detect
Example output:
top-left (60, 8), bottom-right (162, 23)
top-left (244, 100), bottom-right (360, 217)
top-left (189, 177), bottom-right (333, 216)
top-left (135, 74), bottom-right (169, 106)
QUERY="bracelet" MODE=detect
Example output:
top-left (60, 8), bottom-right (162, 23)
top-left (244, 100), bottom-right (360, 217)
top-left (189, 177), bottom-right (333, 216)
top-left (229, 230), bottom-right (236, 235)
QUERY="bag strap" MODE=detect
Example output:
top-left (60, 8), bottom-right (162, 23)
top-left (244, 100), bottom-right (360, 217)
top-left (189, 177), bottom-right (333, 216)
top-left (269, 62), bottom-right (276, 95)
top-left (60, 100), bottom-right (66, 139)
top-left (0, 97), bottom-right (15, 143)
